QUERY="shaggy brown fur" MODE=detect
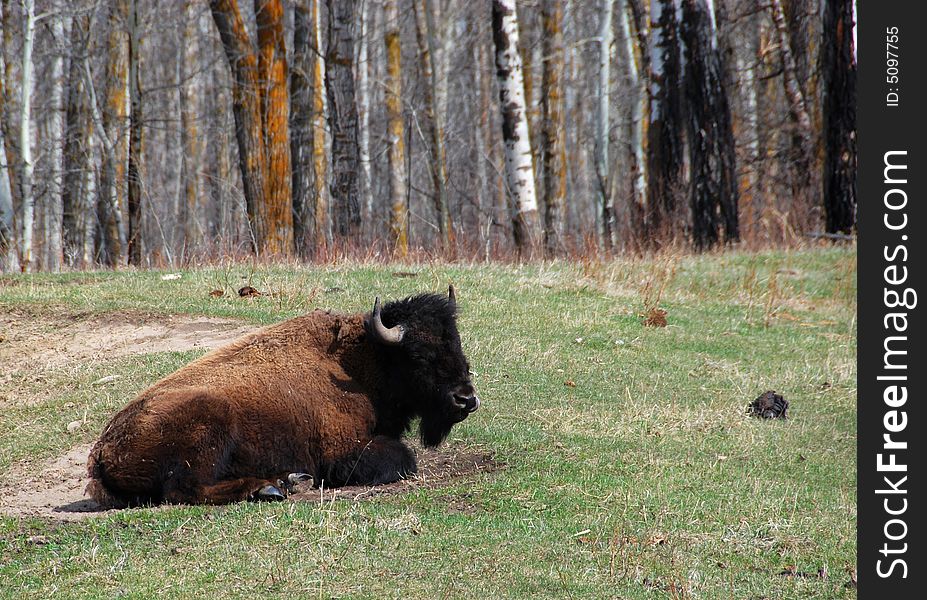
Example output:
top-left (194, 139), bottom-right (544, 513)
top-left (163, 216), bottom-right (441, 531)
top-left (86, 289), bottom-right (478, 506)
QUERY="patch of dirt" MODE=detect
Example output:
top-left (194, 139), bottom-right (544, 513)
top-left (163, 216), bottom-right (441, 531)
top-left (0, 308), bottom-right (257, 378)
top-left (0, 444), bottom-right (500, 521)
top-left (290, 445), bottom-right (500, 504)
top-left (0, 443), bottom-right (105, 521)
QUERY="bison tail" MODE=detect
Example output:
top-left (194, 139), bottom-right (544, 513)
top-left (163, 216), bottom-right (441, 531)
top-left (85, 442), bottom-right (127, 508)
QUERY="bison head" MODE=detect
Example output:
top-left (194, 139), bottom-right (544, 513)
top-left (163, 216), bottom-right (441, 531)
top-left (365, 286), bottom-right (479, 447)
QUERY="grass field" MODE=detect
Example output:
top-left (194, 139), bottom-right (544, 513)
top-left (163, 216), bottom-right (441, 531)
top-left (0, 248), bottom-right (857, 598)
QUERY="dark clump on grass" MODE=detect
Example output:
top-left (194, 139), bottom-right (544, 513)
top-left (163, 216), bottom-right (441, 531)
top-left (749, 390), bottom-right (789, 419)
top-left (237, 285), bottom-right (263, 298)
top-left (641, 307), bottom-right (668, 327)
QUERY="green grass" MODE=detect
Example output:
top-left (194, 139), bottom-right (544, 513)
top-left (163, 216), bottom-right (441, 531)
top-left (0, 248), bottom-right (857, 598)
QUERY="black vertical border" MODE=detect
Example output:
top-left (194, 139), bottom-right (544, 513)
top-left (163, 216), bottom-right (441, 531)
top-left (859, 1), bottom-right (926, 595)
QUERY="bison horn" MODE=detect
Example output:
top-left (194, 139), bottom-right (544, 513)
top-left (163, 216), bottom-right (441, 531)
top-left (370, 297), bottom-right (404, 345)
top-left (448, 285), bottom-right (456, 308)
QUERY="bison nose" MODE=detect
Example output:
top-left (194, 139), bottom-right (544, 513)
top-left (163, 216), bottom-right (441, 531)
top-left (454, 394), bottom-right (480, 413)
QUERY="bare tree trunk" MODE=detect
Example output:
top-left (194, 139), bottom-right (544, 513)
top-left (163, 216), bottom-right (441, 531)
top-left (473, 32), bottom-right (490, 249)
top-left (98, 0), bottom-right (129, 267)
top-left (492, 0), bottom-right (538, 255)
top-left (540, 0), bottom-right (566, 256)
top-left (0, 1), bottom-right (14, 267)
top-left (255, 0), bottom-right (294, 256)
top-left (291, 0), bottom-right (313, 256)
top-left (681, 0), bottom-right (739, 249)
top-left (126, 0), bottom-right (143, 265)
top-left (1, 0), bottom-right (21, 267)
top-left (622, 0), bottom-right (648, 240)
top-left (179, 0), bottom-right (202, 260)
top-left (39, 10), bottom-right (68, 271)
top-left (413, 0), bottom-right (453, 247)
top-left (770, 0), bottom-right (814, 230)
top-left (18, 0), bottom-right (36, 272)
top-left (325, 0), bottom-right (361, 239)
top-left (383, 0), bottom-right (407, 255)
top-left (725, 1), bottom-right (759, 240)
top-left (645, 0), bottom-right (685, 246)
top-left (595, 0), bottom-right (615, 251)
top-left (0, 120), bottom-right (11, 264)
top-left (80, 129), bottom-right (96, 266)
top-left (210, 0), bottom-right (294, 257)
top-left (822, 0), bottom-right (857, 234)
top-left (356, 0), bottom-right (372, 230)
top-left (61, 14), bottom-right (92, 267)
top-left (210, 0), bottom-right (268, 255)
top-left (311, 0), bottom-right (331, 249)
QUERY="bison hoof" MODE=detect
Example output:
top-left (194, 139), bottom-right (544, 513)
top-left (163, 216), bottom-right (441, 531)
top-left (284, 473), bottom-right (313, 493)
top-left (255, 485), bottom-right (286, 501)
top-left (288, 473), bottom-right (312, 485)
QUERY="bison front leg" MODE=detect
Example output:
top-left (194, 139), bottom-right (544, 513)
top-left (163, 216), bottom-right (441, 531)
top-left (162, 476), bottom-right (285, 504)
top-left (322, 436), bottom-right (417, 487)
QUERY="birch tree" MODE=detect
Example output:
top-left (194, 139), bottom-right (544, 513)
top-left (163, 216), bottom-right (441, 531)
top-left (383, 0), bottom-right (407, 254)
top-left (41, 9), bottom-right (67, 271)
top-left (492, 0), bottom-right (538, 254)
top-left (540, 0), bottom-right (566, 255)
top-left (356, 0), bottom-right (372, 228)
top-left (621, 0), bottom-right (647, 237)
top-left (311, 0), bottom-right (330, 249)
top-left (18, 0), bottom-right (36, 271)
top-left (413, 0), bottom-right (453, 247)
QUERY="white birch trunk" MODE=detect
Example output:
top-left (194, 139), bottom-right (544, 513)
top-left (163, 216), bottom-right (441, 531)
top-left (311, 0), bottom-right (331, 247)
top-left (82, 59), bottom-right (125, 265)
top-left (80, 128), bottom-right (96, 266)
top-left (492, 0), bottom-right (538, 250)
top-left (620, 0), bottom-right (646, 212)
top-left (18, 0), bottom-right (36, 272)
top-left (45, 11), bottom-right (68, 271)
top-left (356, 0), bottom-right (372, 226)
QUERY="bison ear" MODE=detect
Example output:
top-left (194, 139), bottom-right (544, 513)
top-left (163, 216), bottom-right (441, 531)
top-left (448, 285), bottom-right (457, 309)
top-left (369, 297), bottom-right (405, 345)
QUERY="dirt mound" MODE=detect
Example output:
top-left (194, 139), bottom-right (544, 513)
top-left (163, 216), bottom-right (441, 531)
top-left (0, 443), bottom-right (499, 521)
top-left (0, 308), bottom-right (256, 377)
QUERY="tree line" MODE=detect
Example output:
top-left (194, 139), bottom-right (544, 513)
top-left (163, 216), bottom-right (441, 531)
top-left (0, 0), bottom-right (857, 271)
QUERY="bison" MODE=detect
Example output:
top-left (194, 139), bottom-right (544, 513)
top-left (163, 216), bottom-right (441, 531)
top-left (86, 286), bottom-right (479, 506)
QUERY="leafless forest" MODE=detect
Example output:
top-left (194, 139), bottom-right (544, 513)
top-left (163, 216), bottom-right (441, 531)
top-left (0, 0), bottom-right (856, 271)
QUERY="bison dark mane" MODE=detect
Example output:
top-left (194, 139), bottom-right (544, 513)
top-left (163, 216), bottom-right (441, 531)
top-left (86, 287), bottom-right (479, 506)
top-left (370, 292), bottom-right (470, 448)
